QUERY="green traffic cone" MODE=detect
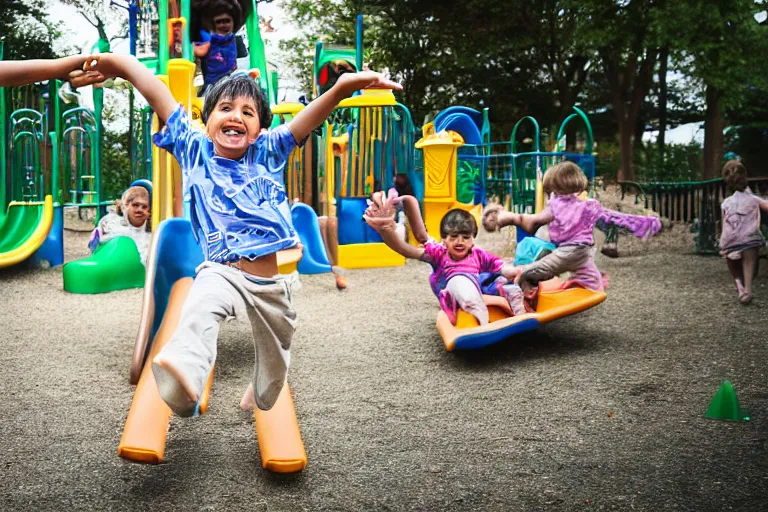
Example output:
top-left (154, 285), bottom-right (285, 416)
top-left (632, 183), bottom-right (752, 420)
top-left (704, 380), bottom-right (751, 422)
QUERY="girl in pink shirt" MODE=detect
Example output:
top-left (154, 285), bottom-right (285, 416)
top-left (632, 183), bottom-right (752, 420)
top-left (719, 160), bottom-right (768, 304)
top-left (483, 161), bottom-right (661, 301)
top-left (364, 190), bottom-right (526, 325)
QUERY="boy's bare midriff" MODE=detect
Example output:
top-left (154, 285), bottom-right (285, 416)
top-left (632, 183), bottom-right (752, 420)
top-left (228, 253), bottom-right (278, 277)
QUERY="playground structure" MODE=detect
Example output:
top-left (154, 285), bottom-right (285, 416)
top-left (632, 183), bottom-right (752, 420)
top-left (115, 0), bottom-right (308, 471)
top-left (0, 36), bottom-right (122, 270)
top-left (0, 51), bottom-right (62, 269)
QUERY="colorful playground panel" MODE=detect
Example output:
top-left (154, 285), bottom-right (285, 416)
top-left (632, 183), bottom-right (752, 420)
top-left (437, 279), bottom-right (607, 351)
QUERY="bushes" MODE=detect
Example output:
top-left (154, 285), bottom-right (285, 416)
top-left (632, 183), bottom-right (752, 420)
top-left (595, 139), bottom-right (704, 183)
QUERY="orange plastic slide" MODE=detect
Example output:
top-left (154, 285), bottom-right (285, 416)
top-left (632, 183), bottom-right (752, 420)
top-left (254, 383), bottom-right (307, 472)
top-left (117, 278), bottom-right (215, 463)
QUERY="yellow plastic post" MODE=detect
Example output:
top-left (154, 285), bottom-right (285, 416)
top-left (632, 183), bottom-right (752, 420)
top-left (535, 168), bottom-right (545, 213)
top-left (415, 131), bottom-right (465, 240)
top-left (167, 59), bottom-right (196, 113)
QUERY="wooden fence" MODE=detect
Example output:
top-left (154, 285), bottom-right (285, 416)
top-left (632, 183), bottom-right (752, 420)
top-left (619, 178), bottom-right (768, 224)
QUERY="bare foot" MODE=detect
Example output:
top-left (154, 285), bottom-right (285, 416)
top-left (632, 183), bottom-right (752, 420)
top-left (240, 382), bottom-right (257, 410)
top-left (152, 354), bottom-right (199, 417)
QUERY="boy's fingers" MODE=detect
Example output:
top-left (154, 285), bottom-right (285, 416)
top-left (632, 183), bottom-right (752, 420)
top-left (83, 55), bottom-right (101, 71)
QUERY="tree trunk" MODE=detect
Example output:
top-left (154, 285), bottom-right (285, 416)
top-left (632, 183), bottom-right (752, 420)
top-left (618, 119), bottom-right (635, 182)
top-left (657, 46), bottom-right (669, 167)
top-left (703, 86), bottom-right (724, 180)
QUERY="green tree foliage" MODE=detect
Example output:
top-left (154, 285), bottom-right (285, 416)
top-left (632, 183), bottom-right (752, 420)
top-left (0, 0), bottom-right (65, 60)
top-left (280, 0), bottom-right (598, 137)
top-left (277, 1), bottom-right (768, 183)
top-left (660, 0), bottom-right (768, 178)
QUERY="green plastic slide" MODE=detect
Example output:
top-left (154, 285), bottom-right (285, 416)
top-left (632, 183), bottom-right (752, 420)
top-left (0, 202), bottom-right (45, 253)
top-left (63, 236), bottom-right (146, 294)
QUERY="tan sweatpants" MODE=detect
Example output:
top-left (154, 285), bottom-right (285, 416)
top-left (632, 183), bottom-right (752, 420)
top-left (152, 261), bottom-right (297, 416)
top-left (517, 244), bottom-right (603, 294)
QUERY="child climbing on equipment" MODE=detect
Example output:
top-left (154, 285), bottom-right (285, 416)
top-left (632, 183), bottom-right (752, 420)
top-left (364, 189), bottom-right (527, 325)
top-left (193, 0), bottom-right (249, 96)
top-left (69, 53), bottom-right (401, 417)
top-left (482, 161), bottom-right (662, 302)
top-left (88, 185), bottom-right (152, 264)
top-left (719, 160), bottom-right (768, 305)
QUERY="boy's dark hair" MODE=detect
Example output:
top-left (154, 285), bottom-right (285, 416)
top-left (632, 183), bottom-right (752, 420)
top-left (201, 73), bottom-right (273, 128)
top-left (723, 159), bottom-right (748, 193)
top-left (440, 209), bottom-right (478, 238)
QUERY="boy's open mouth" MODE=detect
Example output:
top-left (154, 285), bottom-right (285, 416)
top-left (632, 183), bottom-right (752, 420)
top-left (222, 127), bottom-right (245, 136)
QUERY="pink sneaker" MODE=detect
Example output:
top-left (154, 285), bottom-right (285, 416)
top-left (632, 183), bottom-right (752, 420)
top-left (439, 290), bottom-right (458, 325)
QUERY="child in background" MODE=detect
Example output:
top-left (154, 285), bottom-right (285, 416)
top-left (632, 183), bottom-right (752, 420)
top-left (483, 161), bottom-right (661, 302)
top-left (364, 190), bottom-right (527, 325)
top-left (89, 185), bottom-right (152, 264)
top-left (719, 160), bottom-right (768, 304)
top-left (70, 53), bottom-right (401, 417)
top-left (194, 0), bottom-right (248, 96)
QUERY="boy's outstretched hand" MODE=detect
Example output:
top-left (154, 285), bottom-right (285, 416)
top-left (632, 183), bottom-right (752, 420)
top-left (363, 188), bottom-right (401, 231)
top-left (334, 71), bottom-right (403, 98)
top-left (68, 54), bottom-right (120, 89)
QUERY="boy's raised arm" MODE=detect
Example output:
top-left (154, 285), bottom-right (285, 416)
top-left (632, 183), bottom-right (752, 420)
top-left (0, 55), bottom-right (93, 87)
top-left (288, 70), bottom-right (402, 145)
top-left (70, 54), bottom-right (178, 124)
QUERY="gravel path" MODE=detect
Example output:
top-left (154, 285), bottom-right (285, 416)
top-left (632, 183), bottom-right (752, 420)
top-left (1, 229), bottom-right (767, 511)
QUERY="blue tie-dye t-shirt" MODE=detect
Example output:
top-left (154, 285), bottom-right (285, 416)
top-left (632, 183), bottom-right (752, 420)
top-left (153, 104), bottom-right (301, 263)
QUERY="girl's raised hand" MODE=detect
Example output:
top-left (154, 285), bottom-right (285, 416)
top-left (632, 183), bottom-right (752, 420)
top-left (363, 188), bottom-right (401, 231)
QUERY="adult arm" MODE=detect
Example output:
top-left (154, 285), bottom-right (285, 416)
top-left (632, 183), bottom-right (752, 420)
top-left (0, 55), bottom-right (93, 87)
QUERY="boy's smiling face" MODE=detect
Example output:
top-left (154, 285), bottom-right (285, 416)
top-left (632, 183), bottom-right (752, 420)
top-left (205, 95), bottom-right (263, 160)
top-left (212, 13), bottom-right (234, 35)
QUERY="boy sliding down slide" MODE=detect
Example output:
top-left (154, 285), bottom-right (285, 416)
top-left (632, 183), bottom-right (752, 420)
top-left (70, 54), bottom-right (402, 416)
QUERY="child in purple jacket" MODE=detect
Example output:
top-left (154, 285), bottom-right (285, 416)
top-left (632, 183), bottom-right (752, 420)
top-left (483, 161), bottom-right (662, 301)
